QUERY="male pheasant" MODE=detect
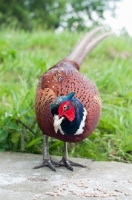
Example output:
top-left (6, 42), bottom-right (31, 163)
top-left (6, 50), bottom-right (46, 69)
top-left (35, 27), bottom-right (111, 171)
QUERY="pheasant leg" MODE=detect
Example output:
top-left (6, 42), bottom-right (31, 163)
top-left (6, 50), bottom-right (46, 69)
top-left (33, 135), bottom-right (57, 171)
top-left (59, 142), bottom-right (87, 171)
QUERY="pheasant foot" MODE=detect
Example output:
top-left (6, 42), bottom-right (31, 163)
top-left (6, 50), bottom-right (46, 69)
top-left (33, 157), bottom-right (57, 171)
top-left (33, 135), bottom-right (58, 171)
top-left (58, 156), bottom-right (87, 171)
top-left (57, 142), bottom-right (87, 171)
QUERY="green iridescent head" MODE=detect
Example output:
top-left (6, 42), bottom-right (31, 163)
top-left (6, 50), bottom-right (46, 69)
top-left (51, 92), bottom-right (74, 114)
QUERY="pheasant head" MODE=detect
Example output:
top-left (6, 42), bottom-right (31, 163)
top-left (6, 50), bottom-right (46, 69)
top-left (51, 92), bottom-right (87, 136)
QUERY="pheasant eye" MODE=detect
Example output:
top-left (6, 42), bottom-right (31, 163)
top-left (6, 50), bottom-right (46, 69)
top-left (63, 105), bottom-right (67, 110)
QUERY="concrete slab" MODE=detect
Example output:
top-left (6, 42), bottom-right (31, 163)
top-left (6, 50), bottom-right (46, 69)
top-left (0, 152), bottom-right (132, 200)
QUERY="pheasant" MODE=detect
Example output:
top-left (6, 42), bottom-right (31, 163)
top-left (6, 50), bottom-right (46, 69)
top-left (35, 27), bottom-right (111, 171)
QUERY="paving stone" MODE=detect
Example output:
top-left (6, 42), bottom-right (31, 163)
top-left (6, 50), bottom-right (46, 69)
top-left (0, 152), bottom-right (132, 200)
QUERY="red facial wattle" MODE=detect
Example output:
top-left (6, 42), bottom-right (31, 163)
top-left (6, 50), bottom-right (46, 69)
top-left (58, 101), bottom-right (75, 122)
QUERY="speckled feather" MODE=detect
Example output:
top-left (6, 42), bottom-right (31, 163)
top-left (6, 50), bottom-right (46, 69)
top-left (35, 27), bottom-right (111, 144)
top-left (35, 60), bottom-right (102, 143)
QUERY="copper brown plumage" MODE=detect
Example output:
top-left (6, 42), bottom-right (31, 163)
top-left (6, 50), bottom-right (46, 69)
top-left (34, 27), bottom-right (111, 171)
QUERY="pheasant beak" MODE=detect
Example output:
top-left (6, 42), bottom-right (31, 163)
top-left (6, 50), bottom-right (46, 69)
top-left (53, 115), bottom-right (64, 133)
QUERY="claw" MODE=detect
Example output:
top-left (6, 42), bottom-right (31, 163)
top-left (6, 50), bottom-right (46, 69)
top-left (60, 157), bottom-right (73, 171)
top-left (33, 158), bottom-right (56, 172)
top-left (58, 156), bottom-right (87, 171)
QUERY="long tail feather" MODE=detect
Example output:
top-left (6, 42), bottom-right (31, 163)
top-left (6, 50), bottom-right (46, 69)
top-left (65, 27), bottom-right (112, 66)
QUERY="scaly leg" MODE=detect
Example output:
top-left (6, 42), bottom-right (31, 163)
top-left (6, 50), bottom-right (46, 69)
top-left (59, 142), bottom-right (87, 171)
top-left (33, 135), bottom-right (57, 171)
top-left (34, 137), bottom-right (86, 171)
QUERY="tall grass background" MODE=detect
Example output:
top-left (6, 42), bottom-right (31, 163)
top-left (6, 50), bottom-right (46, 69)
top-left (0, 28), bottom-right (132, 162)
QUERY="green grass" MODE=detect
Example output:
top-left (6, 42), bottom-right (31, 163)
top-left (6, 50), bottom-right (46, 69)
top-left (0, 29), bottom-right (132, 163)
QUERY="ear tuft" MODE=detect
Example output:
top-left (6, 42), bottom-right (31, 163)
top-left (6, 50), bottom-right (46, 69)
top-left (67, 92), bottom-right (74, 100)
